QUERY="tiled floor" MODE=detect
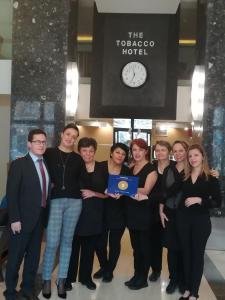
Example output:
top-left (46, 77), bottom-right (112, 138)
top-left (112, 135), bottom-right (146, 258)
top-left (1, 225), bottom-right (225, 300)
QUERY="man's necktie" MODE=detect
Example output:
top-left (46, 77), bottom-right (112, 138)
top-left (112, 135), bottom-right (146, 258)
top-left (38, 159), bottom-right (47, 208)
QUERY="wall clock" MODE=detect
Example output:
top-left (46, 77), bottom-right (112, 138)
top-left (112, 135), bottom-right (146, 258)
top-left (121, 61), bottom-right (148, 88)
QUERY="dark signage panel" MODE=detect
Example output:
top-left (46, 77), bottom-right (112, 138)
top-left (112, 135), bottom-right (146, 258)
top-left (90, 5), bottom-right (179, 119)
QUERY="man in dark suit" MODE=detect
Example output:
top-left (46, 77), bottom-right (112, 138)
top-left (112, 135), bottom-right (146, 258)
top-left (3, 129), bottom-right (50, 300)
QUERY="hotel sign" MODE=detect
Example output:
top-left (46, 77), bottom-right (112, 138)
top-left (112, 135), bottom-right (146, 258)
top-left (90, 4), bottom-right (179, 119)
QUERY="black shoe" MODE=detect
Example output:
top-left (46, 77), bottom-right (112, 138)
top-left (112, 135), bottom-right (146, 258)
top-left (18, 291), bottom-right (39, 300)
top-left (57, 279), bottom-right (67, 299)
top-left (64, 281), bottom-right (73, 291)
top-left (178, 284), bottom-right (186, 294)
top-left (179, 291), bottom-right (190, 300)
top-left (102, 272), bottom-right (113, 282)
top-left (124, 275), bottom-right (139, 287)
top-left (3, 290), bottom-right (18, 300)
top-left (80, 280), bottom-right (96, 290)
top-left (42, 280), bottom-right (51, 299)
top-left (93, 268), bottom-right (104, 279)
top-left (148, 271), bottom-right (160, 282)
top-left (128, 278), bottom-right (148, 290)
top-left (166, 280), bottom-right (177, 294)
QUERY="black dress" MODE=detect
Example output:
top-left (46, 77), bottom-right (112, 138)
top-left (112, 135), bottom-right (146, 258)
top-left (95, 161), bottom-right (131, 277)
top-left (161, 163), bottom-right (184, 249)
top-left (147, 161), bottom-right (165, 276)
top-left (160, 163), bottom-right (185, 286)
top-left (126, 162), bottom-right (156, 283)
top-left (177, 174), bottom-right (221, 297)
top-left (66, 161), bottom-right (106, 284)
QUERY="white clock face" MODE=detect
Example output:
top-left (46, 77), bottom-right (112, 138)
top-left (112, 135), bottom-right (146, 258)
top-left (121, 61), bottom-right (147, 88)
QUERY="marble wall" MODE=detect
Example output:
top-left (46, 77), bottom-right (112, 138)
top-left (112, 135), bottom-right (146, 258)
top-left (203, 0), bottom-right (225, 209)
top-left (10, 0), bottom-right (71, 159)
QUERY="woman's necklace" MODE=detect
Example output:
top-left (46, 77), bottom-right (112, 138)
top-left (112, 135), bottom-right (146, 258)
top-left (86, 161), bottom-right (95, 173)
top-left (108, 160), bottom-right (121, 175)
top-left (158, 160), bottom-right (170, 174)
top-left (58, 149), bottom-right (71, 190)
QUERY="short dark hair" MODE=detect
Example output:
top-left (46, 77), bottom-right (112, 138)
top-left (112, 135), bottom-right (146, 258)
top-left (63, 123), bottom-right (79, 136)
top-left (110, 143), bottom-right (129, 162)
top-left (28, 129), bottom-right (46, 142)
top-left (78, 137), bottom-right (97, 152)
top-left (155, 140), bottom-right (172, 152)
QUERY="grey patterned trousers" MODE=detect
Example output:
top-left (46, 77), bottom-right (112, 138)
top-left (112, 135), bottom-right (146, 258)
top-left (42, 198), bottom-right (82, 280)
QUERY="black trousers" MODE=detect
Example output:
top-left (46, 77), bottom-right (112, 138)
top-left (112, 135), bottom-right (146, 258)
top-left (129, 229), bottom-right (151, 281)
top-left (149, 221), bottom-right (163, 274)
top-left (177, 212), bottom-right (211, 297)
top-left (5, 215), bottom-right (44, 298)
top-left (95, 228), bottom-right (125, 274)
top-left (167, 249), bottom-right (184, 285)
top-left (66, 235), bottom-right (80, 283)
top-left (67, 234), bottom-right (99, 283)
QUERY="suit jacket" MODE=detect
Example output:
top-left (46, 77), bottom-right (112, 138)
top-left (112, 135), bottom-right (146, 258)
top-left (6, 153), bottom-right (50, 233)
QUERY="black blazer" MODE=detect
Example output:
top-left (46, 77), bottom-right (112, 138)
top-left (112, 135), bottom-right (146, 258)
top-left (6, 153), bottom-right (50, 233)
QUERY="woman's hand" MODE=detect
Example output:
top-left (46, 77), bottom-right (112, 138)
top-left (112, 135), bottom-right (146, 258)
top-left (81, 189), bottom-right (96, 199)
top-left (130, 193), bottom-right (148, 201)
top-left (160, 212), bottom-right (168, 228)
top-left (210, 169), bottom-right (219, 178)
top-left (11, 221), bottom-right (22, 234)
top-left (105, 189), bottom-right (121, 199)
top-left (185, 197), bottom-right (202, 207)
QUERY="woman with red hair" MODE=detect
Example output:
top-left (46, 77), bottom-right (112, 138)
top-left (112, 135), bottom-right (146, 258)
top-left (125, 139), bottom-right (157, 290)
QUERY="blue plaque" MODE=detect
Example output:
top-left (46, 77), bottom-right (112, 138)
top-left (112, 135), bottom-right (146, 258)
top-left (107, 175), bottom-right (139, 196)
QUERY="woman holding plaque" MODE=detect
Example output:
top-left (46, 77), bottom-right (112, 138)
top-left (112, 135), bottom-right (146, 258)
top-left (125, 138), bottom-right (157, 290)
top-left (65, 137), bottom-right (107, 291)
top-left (93, 143), bottom-right (130, 283)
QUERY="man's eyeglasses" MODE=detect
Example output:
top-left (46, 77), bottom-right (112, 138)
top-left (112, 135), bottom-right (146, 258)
top-left (31, 140), bottom-right (46, 146)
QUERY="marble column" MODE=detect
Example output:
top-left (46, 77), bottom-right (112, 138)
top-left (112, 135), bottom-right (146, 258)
top-left (203, 0), bottom-right (225, 209)
top-left (10, 0), bottom-right (71, 160)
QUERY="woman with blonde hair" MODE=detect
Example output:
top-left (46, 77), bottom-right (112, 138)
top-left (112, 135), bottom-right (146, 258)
top-left (160, 140), bottom-right (189, 294)
top-left (177, 144), bottom-right (221, 300)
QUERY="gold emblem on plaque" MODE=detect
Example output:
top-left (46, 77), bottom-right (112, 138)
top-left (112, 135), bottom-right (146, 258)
top-left (118, 180), bottom-right (128, 191)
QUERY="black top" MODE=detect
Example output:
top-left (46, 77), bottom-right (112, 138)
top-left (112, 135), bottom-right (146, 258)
top-left (75, 161), bottom-right (106, 236)
top-left (102, 160), bottom-right (131, 230)
top-left (44, 147), bottom-right (85, 200)
top-left (160, 163), bottom-right (184, 209)
top-left (178, 174), bottom-right (221, 215)
top-left (149, 160), bottom-right (175, 222)
top-left (126, 162), bottom-right (155, 230)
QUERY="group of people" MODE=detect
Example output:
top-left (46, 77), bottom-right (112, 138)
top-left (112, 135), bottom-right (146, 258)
top-left (3, 123), bottom-right (221, 300)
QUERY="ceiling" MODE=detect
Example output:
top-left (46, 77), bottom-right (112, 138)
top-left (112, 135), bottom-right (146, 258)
top-left (77, 0), bottom-right (198, 40)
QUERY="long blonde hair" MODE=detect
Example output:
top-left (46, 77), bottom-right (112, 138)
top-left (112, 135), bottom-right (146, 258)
top-left (184, 144), bottom-right (210, 180)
